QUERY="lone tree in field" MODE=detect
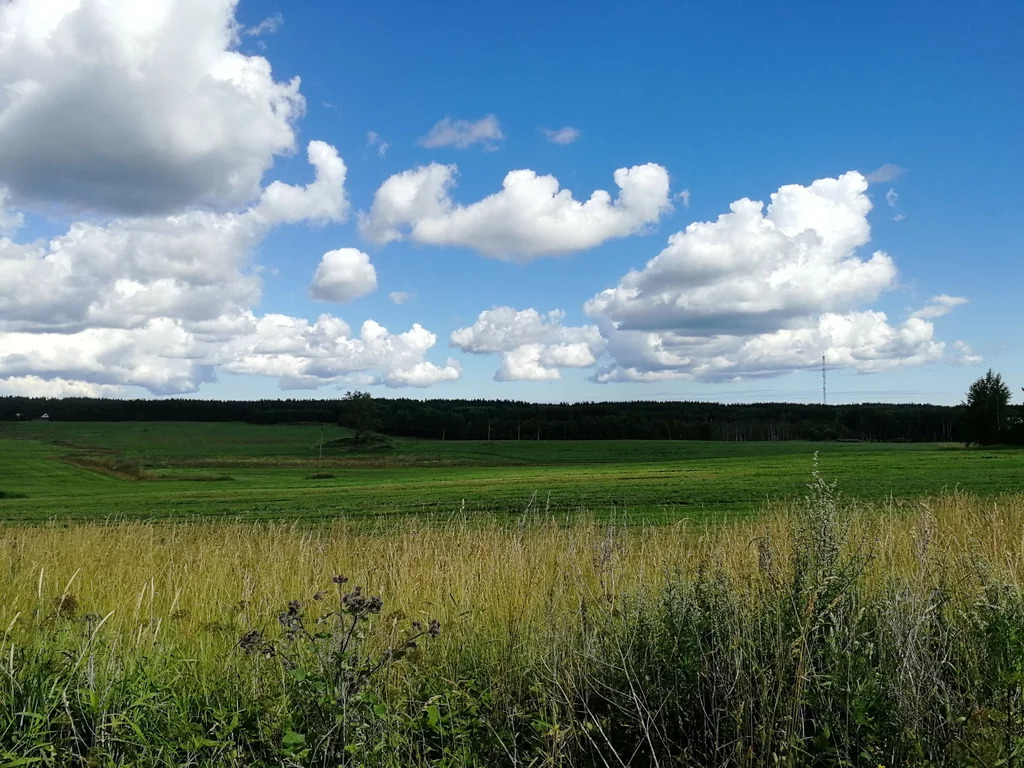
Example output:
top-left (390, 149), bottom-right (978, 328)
top-left (339, 390), bottom-right (377, 444)
top-left (962, 369), bottom-right (1012, 445)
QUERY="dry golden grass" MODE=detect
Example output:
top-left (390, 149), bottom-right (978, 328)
top-left (5, 490), bottom-right (1024, 765)
top-left (3, 489), bottom-right (1023, 657)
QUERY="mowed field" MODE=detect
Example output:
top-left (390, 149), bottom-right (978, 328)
top-left (2, 420), bottom-right (1023, 522)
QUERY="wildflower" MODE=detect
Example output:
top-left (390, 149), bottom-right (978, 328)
top-left (239, 629), bottom-right (277, 659)
top-left (427, 618), bottom-right (441, 638)
top-left (239, 629), bottom-right (263, 654)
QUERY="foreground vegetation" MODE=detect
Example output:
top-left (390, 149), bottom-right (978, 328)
top-left (2, 421), bottom-right (1024, 522)
top-left (4, 481), bottom-right (1024, 765)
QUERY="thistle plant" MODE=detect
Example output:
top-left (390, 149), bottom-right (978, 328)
top-left (239, 576), bottom-right (440, 762)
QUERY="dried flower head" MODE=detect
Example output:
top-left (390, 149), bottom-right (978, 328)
top-left (51, 593), bottom-right (79, 620)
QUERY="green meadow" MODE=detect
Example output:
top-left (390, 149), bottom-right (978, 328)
top-left (5, 422), bottom-right (1024, 764)
top-left (1, 420), bottom-right (1023, 522)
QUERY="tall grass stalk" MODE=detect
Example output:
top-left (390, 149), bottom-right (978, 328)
top-left (2, 489), bottom-right (1024, 764)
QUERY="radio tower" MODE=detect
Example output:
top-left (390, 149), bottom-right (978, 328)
top-left (821, 354), bottom-right (827, 405)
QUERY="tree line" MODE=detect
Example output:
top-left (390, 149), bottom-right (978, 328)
top-left (2, 370), bottom-right (1019, 445)
top-left (0, 395), bottom-right (994, 444)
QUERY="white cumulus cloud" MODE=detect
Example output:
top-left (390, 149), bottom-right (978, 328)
top-left (451, 307), bottom-right (604, 381)
top-left (417, 115), bottom-right (504, 149)
top-left (0, 142), bottom-right (458, 394)
top-left (222, 315), bottom-right (461, 390)
top-left (0, 313), bottom-right (462, 394)
top-left (0, 320), bottom-right (216, 395)
top-left (0, 375), bottom-right (128, 398)
top-left (254, 141), bottom-right (349, 226)
top-left (0, 0), bottom-right (303, 215)
top-left (309, 249), bottom-right (377, 303)
top-left (593, 312), bottom-right (949, 383)
top-left (360, 162), bottom-right (672, 260)
top-left (587, 173), bottom-right (892, 335)
top-left (0, 2), bottom-right (462, 398)
top-left (586, 172), bottom-right (974, 382)
top-left (0, 141), bottom-right (345, 333)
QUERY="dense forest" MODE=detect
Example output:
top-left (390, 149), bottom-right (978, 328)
top-left (0, 395), bottom-right (986, 443)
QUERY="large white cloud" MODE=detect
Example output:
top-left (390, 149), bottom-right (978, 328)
top-left (0, 376), bottom-right (127, 399)
top-left (0, 319), bottom-right (215, 395)
top-left (360, 162), bottom-right (672, 260)
top-left (587, 173), bottom-right (891, 334)
top-left (221, 315), bottom-right (461, 390)
top-left (0, 138), bottom-right (459, 394)
top-left (451, 307), bottom-right (604, 381)
top-left (594, 312), bottom-right (958, 383)
top-left (0, 141), bottom-right (344, 333)
top-left (586, 172), bottom-right (976, 382)
top-left (0, 1), bottom-right (463, 397)
top-left (0, 313), bottom-right (461, 394)
top-left (0, 0), bottom-right (303, 214)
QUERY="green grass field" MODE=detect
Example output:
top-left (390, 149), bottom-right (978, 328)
top-left (1, 420), bottom-right (1023, 522)
top-left (5, 422), bottom-right (1024, 764)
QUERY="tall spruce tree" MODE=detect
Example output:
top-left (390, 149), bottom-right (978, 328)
top-left (962, 369), bottom-right (1012, 445)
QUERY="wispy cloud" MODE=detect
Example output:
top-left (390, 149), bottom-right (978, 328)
top-left (244, 13), bottom-right (283, 37)
top-left (886, 188), bottom-right (905, 221)
top-left (418, 115), bottom-right (504, 150)
top-left (388, 291), bottom-right (413, 305)
top-left (541, 126), bottom-right (581, 145)
top-left (674, 189), bottom-right (691, 208)
top-left (366, 131), bottom-right (390, 157)
top-left (865, 162), bottom-right (906, 184)
top-left (911, 294), bottom-right (969, 320)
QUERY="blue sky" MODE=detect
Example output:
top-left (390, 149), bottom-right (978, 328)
top-left (0, 0), bottom-right (1020, 404)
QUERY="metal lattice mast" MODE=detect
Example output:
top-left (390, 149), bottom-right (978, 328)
top-left (822, 354), bottom-right (827, 405)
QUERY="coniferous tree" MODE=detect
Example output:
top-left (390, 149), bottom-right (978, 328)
top-left (962, 369), bottom-right (1012, 445)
